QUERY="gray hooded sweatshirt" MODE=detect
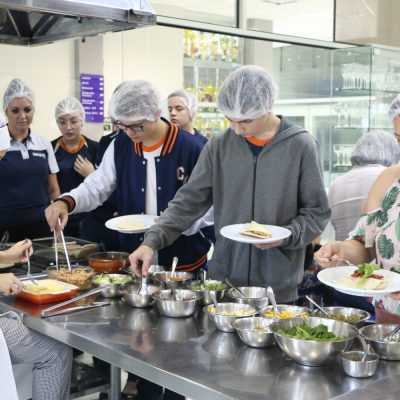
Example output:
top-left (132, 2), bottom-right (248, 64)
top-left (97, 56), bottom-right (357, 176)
top-left (143, 117), bottom-right (331, 302)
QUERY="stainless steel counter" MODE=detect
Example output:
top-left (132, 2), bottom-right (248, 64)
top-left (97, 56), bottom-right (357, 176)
top-left (1, 295), bottom-right (400, 400)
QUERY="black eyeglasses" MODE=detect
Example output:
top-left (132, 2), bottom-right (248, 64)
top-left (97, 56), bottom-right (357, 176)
top-left (115, 120), bottom-right (146, 132)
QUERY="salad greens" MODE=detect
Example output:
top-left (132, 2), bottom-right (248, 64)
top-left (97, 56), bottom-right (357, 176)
top-left (356, 263), bottom-right (381, 284)
top-left (190, 280), bottom-right (228, 291)
top-left (276, 323), bottom-right (345, 341)
top-left (93, 274), bottom-right (132, 284)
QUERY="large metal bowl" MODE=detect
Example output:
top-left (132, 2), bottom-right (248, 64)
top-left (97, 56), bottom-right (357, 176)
top-left (313, 306), bottom-right (370, 328)
top-left (154, 271), bottom-right (194, 287)
top-left (92, 273), bottom-right (132, 298)
top-left (187, 280), bottom-right (227, 305)
top-left (152, 289), bottom-right (202, 317)
top-left (231, 317), bottom-right (276, 348)
top-left (359, 324), bottom-right (400, 360)
top-left (262, 305), bottom-right (311, 319)
top-left (205, 303), bottom-right (257, 333)
top-left (270, 317), bottom-right (358, 366)
top-left (122, 283), bottom-right (160, 308)
top-left (226, 286), bottom-right (269, 309)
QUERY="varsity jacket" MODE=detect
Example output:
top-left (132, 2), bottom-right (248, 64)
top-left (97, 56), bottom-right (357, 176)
top-left (62, 119), bottom-right (210, 271)
top-left (143, 116), bottom-right (331, 302)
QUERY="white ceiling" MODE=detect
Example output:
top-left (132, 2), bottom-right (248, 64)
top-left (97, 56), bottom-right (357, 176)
top-left (151, 0), bottom-right (334, 42)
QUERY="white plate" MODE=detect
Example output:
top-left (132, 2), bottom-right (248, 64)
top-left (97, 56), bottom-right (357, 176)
top-left (317, 266), bottom-right (400, 297)
top-left (220, 223), bottom-right (291, 244)
top-left (105, 214), bottom-right (157, 234)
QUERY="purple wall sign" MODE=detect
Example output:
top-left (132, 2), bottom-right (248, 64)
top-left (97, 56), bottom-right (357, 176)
top-left (80, 74), bottom-right (104, 123)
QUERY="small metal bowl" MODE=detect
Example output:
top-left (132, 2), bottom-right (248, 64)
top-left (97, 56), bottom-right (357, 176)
top-left (340, 351), bottom-right (379, 378)
top-left (88, 251), bottom-right (129, 273)
top-left (205, 303), bottom-right (257, 333)
top-left (122, 284), bottom-right (160, 308)
top-left (313, 306), bottom-right (370, 328)
top-left (270, 317), bottom-right (358, 366)
top-left (232, 317), bottom-right (276, 348)
top-left (360, 324), bottom-right (400, 360)
top-left (154, 271), bottom-right (194, 287)
top-left (262, 305), bottom-right (311, 320)
top-left (152, 289), bottom-right (202, 318)
top-left (187, 280), bottom-right (227, 305)
top-left (226, 286), bottom-right (269, 309)
top-left (92, 273), bottom-right (132, 298)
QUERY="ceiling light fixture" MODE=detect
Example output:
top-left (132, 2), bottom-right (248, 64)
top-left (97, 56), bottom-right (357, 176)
top-left (263, 0), bottom-right (298, 5)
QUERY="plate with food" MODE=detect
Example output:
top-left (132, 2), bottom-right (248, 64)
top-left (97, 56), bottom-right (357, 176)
top-left (220, 221), bottom-right (291, 244)
top-left (317, 264), bottom-right (400, 296)
top-left (105, 214), bottom-right (157, 234)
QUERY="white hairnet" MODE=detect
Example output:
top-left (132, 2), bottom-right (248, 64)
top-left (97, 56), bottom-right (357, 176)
top-left (3, 78), bottom-right (35, 112)
top-left (216, 65), bottom-right (278, 120)
top-left (55, 97), bottom-right (85, 122)
top-left (109, 80), bottom-right (161, 122)
top-left (168, 90), bottom-right (198, 119)
top-left (351, 130), bottom-right (400, 167)
top-left (0, 111), bottom-right (10, 151)
top-left (388, 94), bottom-right (400, 121)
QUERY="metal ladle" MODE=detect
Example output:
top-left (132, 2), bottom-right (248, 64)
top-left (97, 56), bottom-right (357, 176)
top-left (209, 291), bottom-right (220, 314)
top-left (170, 256), bottom-right (178, 279)
top-left (267, 287), bottom-right (278, 315)
top-left (225, 278), bottom-right (245, 298)
top-left (306, 295), bottom-right (330, 318)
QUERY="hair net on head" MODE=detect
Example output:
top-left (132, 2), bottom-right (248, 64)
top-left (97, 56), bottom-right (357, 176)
top-left (55, 97), bottom-right (85, 122)
top-left (351, 130), bottom-right (400, 167)
top-left (168, 90), bottom-right (198, 119)
top-left (109, 80), bottom-right (162, 122)
top-left (0, 111), bottom-right (10, 151)
top-left (3, 78), bottom-right (35, 112)
top-left (388, 94), bottom-right (400, 121)
top-left (216, 65), bottom-right (278, 120)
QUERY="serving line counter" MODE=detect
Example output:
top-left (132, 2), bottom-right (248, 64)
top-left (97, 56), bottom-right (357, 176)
top-left (1, 294), bottom-right (400, 400)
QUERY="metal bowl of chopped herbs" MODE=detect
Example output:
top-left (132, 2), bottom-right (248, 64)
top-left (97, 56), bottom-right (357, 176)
top-left (187, 280), bottom-right (228, 305)
top-left (269, 317), bottom-right (358, 366)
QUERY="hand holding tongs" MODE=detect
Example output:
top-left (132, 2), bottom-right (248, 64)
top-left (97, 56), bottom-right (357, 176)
top-left (57, 218), bottom-right (71, 272)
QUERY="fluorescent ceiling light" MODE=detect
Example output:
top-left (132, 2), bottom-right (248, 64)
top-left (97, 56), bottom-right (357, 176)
top-left (263, 0), bottom-right (298, 5)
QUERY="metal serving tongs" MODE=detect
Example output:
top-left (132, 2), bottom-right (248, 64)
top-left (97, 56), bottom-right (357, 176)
top-left (225, 278), bottom-right (245, 298)
top-left (137, 260), bottom-right (148, 295)
top-left (41, 286), bottom-right (105, 318)
top-left (25, 238), bottom-right (39, 286)
top-left (58, 218), bottom-right (71, 272)
top-left (53, 228), bottom-right (59, 271)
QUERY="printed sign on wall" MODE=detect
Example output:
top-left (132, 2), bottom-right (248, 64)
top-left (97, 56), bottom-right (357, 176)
top-left (80, 74), bottom-right (104, 123)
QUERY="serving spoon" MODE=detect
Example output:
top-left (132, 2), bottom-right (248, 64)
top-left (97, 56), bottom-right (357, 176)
top-left (306, 295), bottom-right (330, 318)
top-left (209, 291), bottom-right (220, 314)
top-left (170, 256), bottom-right (178, 279)
top-left (267, 287), bottom-right (278, 315)
top-left (225, 278), bottom-right (245, 298)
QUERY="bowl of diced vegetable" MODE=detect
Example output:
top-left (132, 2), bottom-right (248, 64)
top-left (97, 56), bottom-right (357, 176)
top-left (92, 273), bottom-right (133, 297)
top-left (205, 303), bottom-right (258, 333)
top-left (231, 317), bottom-right (276, 348)
top-left (262, 305), bottom-right (311, 320)
top-left (313, 306), bottom-right (370, 328)
top-left (187, 280), bottom-right (228, 305)
top-left (269, 317), bottom-right (358, 366)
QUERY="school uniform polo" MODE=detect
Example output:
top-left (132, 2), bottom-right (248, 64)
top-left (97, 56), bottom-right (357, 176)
top-left (0, 128), bottom-right (58, 227)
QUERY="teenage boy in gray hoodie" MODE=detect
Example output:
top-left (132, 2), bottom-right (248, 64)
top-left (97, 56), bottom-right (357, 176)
top-left (130, 65), bottom-right (331, 303)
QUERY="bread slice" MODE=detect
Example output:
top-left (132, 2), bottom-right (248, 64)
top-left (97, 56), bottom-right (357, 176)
top-left (241, 221), bottom-right (272, 239)
top-left (340, 275), bottom-right (390, 290)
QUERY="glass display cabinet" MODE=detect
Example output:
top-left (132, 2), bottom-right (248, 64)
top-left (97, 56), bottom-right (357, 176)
top-left (328, 45), bottom-right (400, 183)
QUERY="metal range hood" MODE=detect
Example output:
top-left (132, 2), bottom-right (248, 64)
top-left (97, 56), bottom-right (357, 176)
top-left (0, 0), bottom-right (156, 46)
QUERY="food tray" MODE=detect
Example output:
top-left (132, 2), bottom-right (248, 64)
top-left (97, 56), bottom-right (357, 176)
top-left (17, 280), bottom-right (78, 304)
top-left (32, 236), bottom-right (100, 264)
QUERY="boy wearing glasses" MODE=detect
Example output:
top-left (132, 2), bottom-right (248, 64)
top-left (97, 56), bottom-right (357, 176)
top-left (130, 65), bottom-right (330, 305)
top-left (46, 80), bottom-right (211, 275)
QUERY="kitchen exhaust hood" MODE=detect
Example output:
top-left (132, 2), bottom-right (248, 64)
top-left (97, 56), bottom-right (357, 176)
top-left (0, 0), bottom-right (156, 46)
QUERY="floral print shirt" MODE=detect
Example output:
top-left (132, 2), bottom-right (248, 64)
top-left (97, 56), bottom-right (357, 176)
top-left (348, 179), bottom-right (400, 314)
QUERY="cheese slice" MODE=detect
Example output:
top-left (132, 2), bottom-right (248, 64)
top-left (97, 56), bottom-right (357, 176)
top-left (241, 221), bottom-right (272, 239)
top-left (340, 275), bottom-right (390, 291)
top-left (23, 279), bottom-right (69, 294)
top-left (115, 219), bottom-right (145, 230)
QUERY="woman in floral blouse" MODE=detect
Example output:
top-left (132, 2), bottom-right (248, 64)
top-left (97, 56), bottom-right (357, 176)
top-left (315, 164), bottom-right (400, 322)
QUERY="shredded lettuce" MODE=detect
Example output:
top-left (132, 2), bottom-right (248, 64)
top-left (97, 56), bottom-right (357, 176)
top-left (357, 263), bottom-right (381, 284)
